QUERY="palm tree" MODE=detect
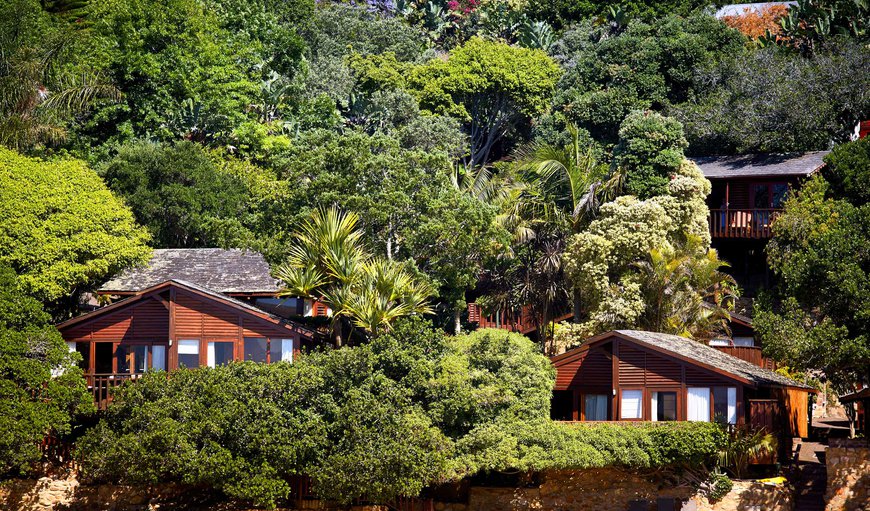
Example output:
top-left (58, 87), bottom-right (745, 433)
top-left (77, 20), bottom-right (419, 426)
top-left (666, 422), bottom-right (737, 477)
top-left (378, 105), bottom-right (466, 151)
top-left (0, 37), bottom-right (120, 151)
top-left (633, 241), bottom-right (738, 339)
top-left (274, 207), bottom-right (434, 345)
top-left (510, 123), bottom-right (618, 322)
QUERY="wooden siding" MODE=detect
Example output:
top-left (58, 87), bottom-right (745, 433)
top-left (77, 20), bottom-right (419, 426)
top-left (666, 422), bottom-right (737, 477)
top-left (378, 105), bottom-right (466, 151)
top-left (773, 387), bottom-right (810, 438)
top-left (63, 297), bottom-right (169, 341)
top-left (175, 291), bottom-right (238, 339)
top-left (554, 348), bottom-right (611, 391)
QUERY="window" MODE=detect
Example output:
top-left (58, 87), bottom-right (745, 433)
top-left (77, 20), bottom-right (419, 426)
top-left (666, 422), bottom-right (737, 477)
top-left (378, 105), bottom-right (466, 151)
top-left (178, 340), bottom-right (200, 368)
top-left (732, 337), bottom-right (755, 347)
top-left (151, 345), bottom-right (167, 371)
top-left (550, 390), bottom-right (574, 421)
top-left (244, 337), bottom-right (267, 363)
top-left (584, 394), bottom-right (609, 421)
top-left (270, 338), bottom-right (293, 363)
top-left (687, 387), bottom-right (711, 422)
top-left (207, 341), bottom-right (235, 367)
top-left (620, 390), bottom-right (643, 419)
top-left (708, 338), bottom-right (730, 347)
top-left (132, 345), bottom-right (148, 374)
top-left (651, 392), bottom-right (677, 421)
top-left (713, 387), bottom-right (738, 424)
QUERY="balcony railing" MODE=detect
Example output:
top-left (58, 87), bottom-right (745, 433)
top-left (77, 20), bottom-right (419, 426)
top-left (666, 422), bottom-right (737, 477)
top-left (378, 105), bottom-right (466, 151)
top-left (85, 373), bottom-right (141, 410)
top-left (709, 208), bottom-right (781, 239)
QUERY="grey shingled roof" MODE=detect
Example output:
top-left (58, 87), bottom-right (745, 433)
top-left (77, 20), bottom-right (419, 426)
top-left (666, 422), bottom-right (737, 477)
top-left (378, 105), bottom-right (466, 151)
top-left (100, 248), bottom-right (280, 294)
top-left (613, 330), bottom-right (813, 390)
top-left (690, 151), bottom-right (829, 180)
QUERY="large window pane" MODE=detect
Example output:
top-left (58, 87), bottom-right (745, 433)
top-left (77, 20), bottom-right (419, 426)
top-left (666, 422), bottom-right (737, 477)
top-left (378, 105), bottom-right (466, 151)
top-left (652, 392), bottom-right (677, 421)
top-left (713, 387), bottom-right (738, 424)
top-left (178, 340), bottom-right (200, 368)
top-left (270, 339), bottom-right (293, 363)
top-left (620, 390), bottom-right (642, 419)
top-left (151, 345), bottom-right (167, 371)
top-left (687, 387), bottom-right (711, 422)
top-left (244, 338), bottom-right (267, 362)
top-left (116, 345), bottom-right (130, 373)
top-left (133, 345), bottom-right (148, 374)
top-left (550, 390), bottom-right (574, 421)
top-left (208, 341), bottom-right (234, 367)
top-left (585, 394), bottom-right (608, 421)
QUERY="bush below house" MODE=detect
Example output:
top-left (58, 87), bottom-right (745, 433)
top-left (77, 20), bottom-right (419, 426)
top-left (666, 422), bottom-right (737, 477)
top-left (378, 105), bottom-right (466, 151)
top-left (77, 322), bottom-right (727, 509)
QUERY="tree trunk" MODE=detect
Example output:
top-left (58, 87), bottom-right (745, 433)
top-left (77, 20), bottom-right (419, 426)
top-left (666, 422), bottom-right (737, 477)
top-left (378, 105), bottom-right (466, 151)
top-left (572, 287), bottom-right (582, 323)
top-left (331, 320), bottom-right (343, 348)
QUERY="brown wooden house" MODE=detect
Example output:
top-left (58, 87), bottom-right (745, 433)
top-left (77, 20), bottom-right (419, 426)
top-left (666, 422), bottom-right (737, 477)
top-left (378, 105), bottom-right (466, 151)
top-left (59, 279), bottom-right (316, 408)
top-left (550, 330), bottom-right (814, 440)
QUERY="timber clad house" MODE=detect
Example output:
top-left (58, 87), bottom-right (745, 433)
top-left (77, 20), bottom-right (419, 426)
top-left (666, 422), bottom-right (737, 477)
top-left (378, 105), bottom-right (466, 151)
top-left (57, 249), bottom-right (319, 408)
top-left (550, 331), bottom-right (815, 440)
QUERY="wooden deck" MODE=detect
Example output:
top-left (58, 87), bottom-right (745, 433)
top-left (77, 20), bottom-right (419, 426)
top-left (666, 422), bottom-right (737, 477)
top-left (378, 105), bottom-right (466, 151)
top-left (709, 208), bottom-right (781, 238)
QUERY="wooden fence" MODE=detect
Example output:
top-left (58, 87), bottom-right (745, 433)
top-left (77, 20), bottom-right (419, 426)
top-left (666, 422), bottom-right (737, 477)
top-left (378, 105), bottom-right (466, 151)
top-left (289, 476), bottom-right (434, 511)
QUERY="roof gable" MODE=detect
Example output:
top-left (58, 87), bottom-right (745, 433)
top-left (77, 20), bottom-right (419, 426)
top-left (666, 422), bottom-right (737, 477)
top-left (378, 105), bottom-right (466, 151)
top-left (99, 248), bottom-right (280, 295)
top-left (567, 330), bottom-right (812, 390)
top-left (60, 280), bottom-right (313, 339)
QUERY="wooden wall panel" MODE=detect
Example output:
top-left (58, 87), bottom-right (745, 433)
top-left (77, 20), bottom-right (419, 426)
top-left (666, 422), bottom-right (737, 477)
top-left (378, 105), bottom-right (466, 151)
top-left (684, 366), bottom-right (732, 387)
top-left (618, 345), bottom-right (645, 386)
top-left (555, 353), bottom-right (586, 391)
top-left (645, 351), bottom-right (682, 386)
top-left (62, 298), bottom-right (169, 341)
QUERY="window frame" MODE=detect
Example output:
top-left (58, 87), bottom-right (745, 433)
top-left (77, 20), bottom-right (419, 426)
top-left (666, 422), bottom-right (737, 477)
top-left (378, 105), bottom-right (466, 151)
top-left (649, 388), bottom-right (680, 422)
top-left (582, 392), bottom-right (611, 422)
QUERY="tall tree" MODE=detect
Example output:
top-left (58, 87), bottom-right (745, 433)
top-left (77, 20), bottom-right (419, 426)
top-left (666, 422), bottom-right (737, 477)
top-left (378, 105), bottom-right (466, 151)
top-left (0, 147), bottom-right (150, 308)
top-left (758, 138), bottom-right (870, 398)
top-left (407, 37), bottom-right (561, 168)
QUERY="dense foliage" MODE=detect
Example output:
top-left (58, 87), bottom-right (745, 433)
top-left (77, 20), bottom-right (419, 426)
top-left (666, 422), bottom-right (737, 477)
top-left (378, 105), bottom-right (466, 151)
top-left (0, 266), bottom-right (93, 476)
top-left (757, 138), bottom-right (870, 391)
top-left (0, 147), bottom-right (150, 306)
top-left (79, 322), bottom-right (725, 507)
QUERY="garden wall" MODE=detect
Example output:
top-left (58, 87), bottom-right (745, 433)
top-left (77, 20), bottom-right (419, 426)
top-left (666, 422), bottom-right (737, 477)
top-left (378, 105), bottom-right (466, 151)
top-left (825, 439), bottom-right (870, 511)
top-left (1, 469), bottom-right (795, 511)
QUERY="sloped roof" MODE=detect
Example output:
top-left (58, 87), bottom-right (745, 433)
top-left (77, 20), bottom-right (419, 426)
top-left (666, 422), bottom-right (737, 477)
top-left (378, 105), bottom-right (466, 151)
top-left (99, 248), bottom-right (280, 295)
top-left (588, 330), bottom-right (812, 390)
top-left (690, 151), bottom-right (829, 179)
top-left (60, 279), bottom-right (314, 339)
top-left (839, 387), bottom-right (870, 403)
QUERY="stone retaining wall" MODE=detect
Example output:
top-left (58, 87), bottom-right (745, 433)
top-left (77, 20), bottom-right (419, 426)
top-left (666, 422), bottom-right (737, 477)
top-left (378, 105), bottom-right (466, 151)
top-left (825, 440), bottom-right (870, 511)
top-left (1, 469), bottom-right (795, 511)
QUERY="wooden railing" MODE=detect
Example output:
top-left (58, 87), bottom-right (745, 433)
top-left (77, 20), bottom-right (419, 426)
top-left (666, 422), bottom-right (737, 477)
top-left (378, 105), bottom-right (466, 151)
top-left (713, 346), bottom-right (777, 371)
top-left (708, 208), bottom-right (781, 238)
top-left (468, 303), bottom-right (538, 334)
top-left (85, 373), bottom-right (141, 410)
top-left (289, 475), bottom-right (434, 510)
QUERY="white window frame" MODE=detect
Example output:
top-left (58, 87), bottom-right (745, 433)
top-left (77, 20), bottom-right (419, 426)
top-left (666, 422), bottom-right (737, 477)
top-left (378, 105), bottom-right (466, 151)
top-left (620, 389), bottom-right (643, 420)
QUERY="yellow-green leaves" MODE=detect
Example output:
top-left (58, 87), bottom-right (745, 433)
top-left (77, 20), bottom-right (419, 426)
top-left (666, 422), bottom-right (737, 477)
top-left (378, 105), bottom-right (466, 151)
top-left (0, 147), bottom-right (151, 302)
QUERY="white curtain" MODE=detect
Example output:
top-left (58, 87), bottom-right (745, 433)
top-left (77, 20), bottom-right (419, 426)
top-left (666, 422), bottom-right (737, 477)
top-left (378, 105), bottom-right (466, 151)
top-left (207, 342), bottom-right (216, 368)
top-left (151, 345), bottom-right (166, 371)
top-left (687, 387), bottom-right (711, 422)
top-left (727, 387), bottom-right (737, 424)
top-left (585, 395), bottom-right (608, 421)
top-left (280, 339), bottom-right (293, 362)
top-left (621, 390), bottom-right (643, 419)
top-left (178, 340), bottom-right (198, 354)
top-left (651, 392), bottom-right (659, 421)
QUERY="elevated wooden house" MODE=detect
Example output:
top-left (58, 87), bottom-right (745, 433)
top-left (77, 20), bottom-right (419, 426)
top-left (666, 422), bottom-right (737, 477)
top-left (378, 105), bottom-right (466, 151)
top-left (550, 330), bottom-right (814, 442)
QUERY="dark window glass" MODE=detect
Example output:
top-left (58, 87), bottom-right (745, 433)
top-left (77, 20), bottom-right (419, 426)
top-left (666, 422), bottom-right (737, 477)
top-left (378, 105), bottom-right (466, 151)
top-left (270, 339), bottom-right (292, 363)
top-left (550, 390), bottom-right (574, 421)
top-left (772, 183), bottom-right (789, 208)
top-left (133, 345), bottom-right (148, 374)
top-left (713, 387), bottom-right (729, 424)
top-left (116, 345), bottom-right (130, 373)
top-left (210, 342), bottom-right (234, 367)
top-left (178, 340), bottom-right (200, 368)
top-left (94, 343), bottom-right (113, 373)
top-left (657, 392), bottom-right (677, 421)
top-left (244, 338), bottom-right (267, 362)
top-left (753, 184), bottom-right (770, 208)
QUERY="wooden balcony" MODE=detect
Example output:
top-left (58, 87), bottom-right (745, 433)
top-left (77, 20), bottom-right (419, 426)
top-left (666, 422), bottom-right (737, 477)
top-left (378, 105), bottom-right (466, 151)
top-left (708, 208), bottom-right (781, 239)
top-left (85, 373), bottom-right (142, 410)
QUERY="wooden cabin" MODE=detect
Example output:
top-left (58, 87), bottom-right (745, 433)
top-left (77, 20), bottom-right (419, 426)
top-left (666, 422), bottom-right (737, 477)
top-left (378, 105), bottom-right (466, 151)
top-left (839, 388), bottom-right (870, 439)
top-left (98, 248), bottom-right (331, 318)
top-left (59, 279), bottom-right (316, 408)
top-left (550, 330), bottom-right (815, 441)
top-left (691, 151), bottom-right (827, 240)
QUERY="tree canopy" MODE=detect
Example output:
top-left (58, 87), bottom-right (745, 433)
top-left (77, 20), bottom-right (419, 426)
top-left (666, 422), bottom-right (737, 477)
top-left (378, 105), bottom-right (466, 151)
top-left (0, 147), bottom-right (150, 305)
